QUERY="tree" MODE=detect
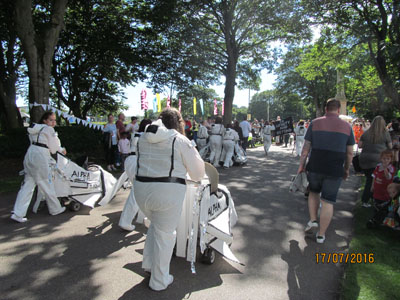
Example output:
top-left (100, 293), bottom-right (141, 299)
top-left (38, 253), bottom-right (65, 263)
top-left (187, 0), bottom-right (311, 124)
top-left (14, 0), bottom-right (68, 122)
top-left (0, 1), bottom-right (24, 130)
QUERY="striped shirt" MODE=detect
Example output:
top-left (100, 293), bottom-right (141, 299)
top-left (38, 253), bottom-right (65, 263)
top-left (305, 112), bottom-right (355, 177)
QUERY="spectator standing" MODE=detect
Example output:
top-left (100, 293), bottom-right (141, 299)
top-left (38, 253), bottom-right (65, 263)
top-left (297, 98), bottom-right (355, 244)
top-left (104, 114), bottom-right (118, 171)
top-left (239, 118), bottom-right (251, 152)
top-left (125, 116), bottom-right (139, 137)
top-left (358, 116), bottom-right (392, 207)
top-left (118, 132), bottom-right (130, 170)
top-left (233, 120), bottom-right (243, 145)
top-left (184, 116), bottom-right (192, 139)
top-left (115, 113), bottom-right (126, 167)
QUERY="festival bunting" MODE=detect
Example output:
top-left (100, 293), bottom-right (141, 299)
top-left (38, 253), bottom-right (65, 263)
top-left (193, 97), bottom-right (197, 115)
top-left (167, 95), bottom-right (171, 108)
top-left (156, 93), bottom-right (161, 112)
top-left (178, 98), bottom-right (182, 112)
top-left (141, 89), bottom-right (148, 110)
top-left (213, 99), bottom-right (218, 115)
top-left (199, 99), bottom-right (204, 115)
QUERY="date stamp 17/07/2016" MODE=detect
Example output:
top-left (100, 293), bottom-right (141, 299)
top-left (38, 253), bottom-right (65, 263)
top-left (315, 253), bottom-right (375, 264)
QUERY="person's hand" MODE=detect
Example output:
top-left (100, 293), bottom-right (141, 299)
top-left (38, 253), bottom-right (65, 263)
top-left (297, 165), bottom-right (305, 174)
top-left (62, 148), bottom-right (67, 155)
top-left (343, 168), bottom-right (350, 180)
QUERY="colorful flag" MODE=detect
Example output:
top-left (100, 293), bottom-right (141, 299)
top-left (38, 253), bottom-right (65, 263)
top-left (156, 93), bottom-right (161, 112)
top-left (222, 100), bottom-right (224, 116)
top-left (193, 97), bottom-right (197, 115)
top-left (352, 106), bottom-right (356, 113)
top-left (214, 99), bottom-right (218, 115)
top-left (141, 89), bottom-right (148, 110)
top-left (179, 98), bottom-right (182, 112)
top-left (167, 95), bottom-right (171, 108)
top-left (199, 99), bottom-right (204, 115)
top-left (152, 97), bottom-right (157, 112)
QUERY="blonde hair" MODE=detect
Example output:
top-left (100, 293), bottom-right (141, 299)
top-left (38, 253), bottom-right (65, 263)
top-left (367, 116), bottom-right (387, 144)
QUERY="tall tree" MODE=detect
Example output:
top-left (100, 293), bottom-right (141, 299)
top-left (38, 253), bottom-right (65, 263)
top-left (14, 0), bottom-right (68, 122)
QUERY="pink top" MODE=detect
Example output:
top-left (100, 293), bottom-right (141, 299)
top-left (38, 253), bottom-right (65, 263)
top-left (118, 138), bottom-right (130, 154)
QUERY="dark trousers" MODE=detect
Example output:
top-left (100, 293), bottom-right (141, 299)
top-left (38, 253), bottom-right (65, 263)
top-left (241, 137), bottom-right (248, 153)
top-left (105, 145), bottom-right (117, 165)
top-left (370, 199), bottom-right (390, 224)
top-left (361, 168), bottom-right (375, 203)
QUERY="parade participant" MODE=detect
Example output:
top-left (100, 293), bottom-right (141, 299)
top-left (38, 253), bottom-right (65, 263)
top-left (119, 119), bottom-right (152, 232)
top-left (298, 98), bottom-right (355, 244)
top-left (294, 121), bottom-right (306, 157)
top-left (134, 108), bottom-right (204, 291)
top-left (103, 114), bottom-right (118, 171)
top-left (196, 120), bottom-right (209, 151)
top-left (11, 112), bottom-right (66, 223)
top-left (239, 118), bottom-right (251, 152)
top-left (209, 116), bottom-right (225, 167)
top-left (261, 120), bottom-right (275, 156)
top-left (222, 123), bottom-right (239, 169)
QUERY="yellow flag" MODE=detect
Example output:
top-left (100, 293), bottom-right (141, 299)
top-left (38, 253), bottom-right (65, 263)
top-left (352, 106), bottom-right (356, 113)
top-left (193, 97), bottom-right (197, 115)
top-left (156, 93), bottom-right (161, 112)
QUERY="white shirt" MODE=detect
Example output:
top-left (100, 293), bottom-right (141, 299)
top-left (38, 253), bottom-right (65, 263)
top-left (125, 122), bottom-right (139, 134)
top-left (239, 120), bottom-right (252, 137)
top-left (118, 138), bottom-right (131, 154)
top-left (262, 125), bottom-right (275, 136)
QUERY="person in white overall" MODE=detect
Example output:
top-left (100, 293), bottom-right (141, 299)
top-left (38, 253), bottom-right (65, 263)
top-left (11, 112), bottom-right (66, 223)
top-left (222, 124), bottom-right (239, 169)
top-left (196, 120), bottom-right (209, 152)
top-left (118, 119), bottom-right (152, 232)
top-left (294, 121), bottom-right (306, 157)
top-left (133, 108), bottom-right (205, 291)
top-left (262, 120), bottom-right (275, 156)
top-left (209, 116), bottom-right (225, 167)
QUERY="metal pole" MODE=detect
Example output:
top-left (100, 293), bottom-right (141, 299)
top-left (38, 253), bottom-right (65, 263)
top-left (267, 100), bottom-right (270, 121)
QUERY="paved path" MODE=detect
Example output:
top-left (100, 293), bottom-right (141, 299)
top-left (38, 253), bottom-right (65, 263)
top-left (0, 145), bottom-right (360, 300)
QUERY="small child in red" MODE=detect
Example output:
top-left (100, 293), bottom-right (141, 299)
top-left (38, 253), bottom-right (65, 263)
top-left (367, 150), bottom-right (395, 228)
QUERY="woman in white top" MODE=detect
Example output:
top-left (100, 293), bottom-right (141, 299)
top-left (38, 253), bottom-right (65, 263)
top-left (262, 120), bottom-right (275, 156)
top-left (11, 112), bottom-right (66, 223)
top-left (209, 116), bottom-right (225, 167)
top-left (134, 108), bottom-right (205, 291)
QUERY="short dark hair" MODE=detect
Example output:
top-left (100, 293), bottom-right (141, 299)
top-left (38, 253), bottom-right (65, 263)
top-left (138, 118), bottom-right (152, 132)
top-left (325, 98), bottom-right (341, 111)
top-left (39, 111), bottom-right (55, 124)
top-left (215, 116), bottom-right (223, 124)
top-left (131, 116), bottom-right (137, 122)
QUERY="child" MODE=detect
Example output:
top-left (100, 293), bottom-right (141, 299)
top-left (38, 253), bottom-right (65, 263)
top-left (384, 183), bottom-right (400, 229)
top-left (118, 132), bottom-right (130, 170)
top-left (367, 149), bottom-right (396, 228)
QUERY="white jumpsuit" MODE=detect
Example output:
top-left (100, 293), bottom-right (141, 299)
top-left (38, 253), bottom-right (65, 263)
top-left (196, 125), bottom-right (209, 151)
top-left (133, 120), bottom-right (205, 291)
top-left (294, 125), bottom-right (306, 156)
top-left (118, 133), bottom-right (141, 230)
top-left (222, 128), bottom-right (239, 168)
top-left (209, 124), bottom-right (224, 167)
top-left (13, 124), bottom-right (65, 218)
top-left (262, 125), bottom-right (275, 154)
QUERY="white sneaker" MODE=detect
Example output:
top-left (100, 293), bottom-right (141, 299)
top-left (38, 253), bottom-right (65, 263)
top-left (362, 203), bottom-right (372, 208)
top-left (11, 213), bottom-right (27, 223)
top-left (305, 220), bottom-right (318, 234)
top-left (119, 224), bottom-right (135, 232)
top-left (51, 206), bottom-right (66, 216)
top-left (316, 232), bottom-right (325, 244)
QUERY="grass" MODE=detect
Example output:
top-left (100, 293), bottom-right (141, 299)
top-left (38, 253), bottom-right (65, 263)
top-left (341, 177), bottom-right (400, 300)
top-left (0, 176), bottom-right (23, 194)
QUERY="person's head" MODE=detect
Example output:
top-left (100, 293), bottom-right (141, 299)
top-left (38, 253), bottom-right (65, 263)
top-left (226, 123), bottom-right (232, 129)
top-left (380, 149), bottom-right (393, 166)
top-left (138, 118), bottom-right (152, 132)
top-left (325, 98), bottom-right (341, 114)
top-left (215, 116), bottom-right (223, 124)
top-left (39, 111), bottom-right (56, 127)
top-left (200, 120), bottom-right (205, 126)
top-left (299, 121), bottom-right (304, 126)
top-left (159, 108), bottom-right (185, 135)
top-left (131, 116), bottom-right (137, 124)
top-left (118, 113), bottom-right (125, 121)
top-left (368, 115), bottom-right (387, 143)
top-left (121, 132), bottom-right (128, 139)
top-left (107, 114), bottom-right (114, 123)
top-left (234, 120), bottom-right (239, 127)
top-left (264, 120), bottom-right (270, 126)
top-left (387, 183), bottom-right (400, 199)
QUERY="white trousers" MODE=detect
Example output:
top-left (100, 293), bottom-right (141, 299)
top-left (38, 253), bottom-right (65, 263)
top-left (222, 140), bottom-right (235, 168)
top-left (13, 148), bottom-right (63, 217)
top-left (296, 136), bottom-right (305, 156)
top-left (209, 135), bottom-right (223, 167)
top-left (134, 181), bottom-right (186, 291)
top-left (196, 138), bottom-right (207, 152)
top-left (263, 135), bottom-right (272, 153)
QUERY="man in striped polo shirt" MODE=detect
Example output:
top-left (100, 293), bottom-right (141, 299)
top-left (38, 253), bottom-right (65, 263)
top-left (297, 98), bottom-right (355, 243)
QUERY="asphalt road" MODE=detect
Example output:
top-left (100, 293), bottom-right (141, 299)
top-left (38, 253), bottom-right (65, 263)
top-left (0, 145), bottom-right (360, 300)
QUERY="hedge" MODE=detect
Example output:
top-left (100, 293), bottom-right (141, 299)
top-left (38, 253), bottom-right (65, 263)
top-left (0, 126), bottom-right (104, 159)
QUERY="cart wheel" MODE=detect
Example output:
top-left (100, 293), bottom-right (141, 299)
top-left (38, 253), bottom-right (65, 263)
top-left (201, 248), bottom-right (216, 265)
top-left (69, 201), bottom-right (81, 212)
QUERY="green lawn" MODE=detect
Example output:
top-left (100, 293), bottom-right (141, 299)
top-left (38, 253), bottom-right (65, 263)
top-left (341, 178), bottom-right (400, 300)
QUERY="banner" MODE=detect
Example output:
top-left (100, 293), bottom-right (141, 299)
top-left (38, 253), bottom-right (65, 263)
top-left (167, 95), bottom-right (171, 108)
top-left (193, 97), bottom-right (197, 115)
top-left (199, 99), bottom-right (204, 115)
top-left (141, 89), bottom-right (148, 110)
top-left (213, 99), bottom-right (218, 115)
top-left (178, 98), bottom-right (182, 112)
top-left (156, 93), bottom-right (161, 112)
top-left (152, 97), bottom-right (157, 112)
top-left (222, 100), bottom-right (224, 116)
top-left (273, 117), bottom-right (294, 136)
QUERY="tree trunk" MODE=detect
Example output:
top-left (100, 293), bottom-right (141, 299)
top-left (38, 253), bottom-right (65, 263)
top-left (14, 0), bottom-right (68, 123)
top-left (223, 64), bottom-right (236, 125)
top-left (0, 84), bottom-right (22, 130)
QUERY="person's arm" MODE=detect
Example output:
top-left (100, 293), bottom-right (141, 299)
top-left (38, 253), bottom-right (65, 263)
top-left (297, 140), bottom-right (311, 174)
top-left (45, 127), bottom-right (65, 154)
top-left (371, 178), bottom-right (375, 192)
top-left (343, 145), bottom-right (353, 180)
top-left (180, 139), bottom-right (205, 181)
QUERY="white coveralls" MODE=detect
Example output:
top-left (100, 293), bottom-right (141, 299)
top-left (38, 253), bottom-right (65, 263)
top-left (196, 124), bottom-right (209, 152)
top-left (209, 124), bottom-right (224, 167)
top-left (294, 125), bottom-right (306, 156)
top-left (12, 124), bottom-right (65, 218)
top-left (118, 132), bottom-right (141, 230)
top-left (222, 128), bottom-right (239, 168)
top-left (262, 125), bottom-right (275, 154)
top-left (133, 119), bottom-right (205, 291)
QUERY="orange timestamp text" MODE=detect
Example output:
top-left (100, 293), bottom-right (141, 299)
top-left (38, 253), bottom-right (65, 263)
top-left (315, 252), bottom-right (374, 264)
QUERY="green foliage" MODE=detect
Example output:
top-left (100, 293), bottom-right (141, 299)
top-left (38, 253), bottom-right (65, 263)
top-left (232, 105), bottom-right (248, 121)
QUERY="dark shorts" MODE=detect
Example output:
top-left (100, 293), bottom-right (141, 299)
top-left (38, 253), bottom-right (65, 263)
top-left (307, 172), bottom-right (342, 203)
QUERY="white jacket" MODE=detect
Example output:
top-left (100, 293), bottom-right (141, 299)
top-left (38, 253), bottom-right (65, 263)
top-left (294, 125), bottom-right (306, 137)
top-left (136, 120), bottom-right (205, 181)
top-left (28, 124), bottom-right (63, 154)
top-left (262, 125), bottom-right (275, 136)
top-left (223, 128), bottom-right (239, 141)
top-left (210, 124), bottom-right (225, 136)
top-left (197, 125), bottom-right (209, 139)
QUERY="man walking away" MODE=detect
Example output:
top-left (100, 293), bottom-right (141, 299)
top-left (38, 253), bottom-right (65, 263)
top-left (297, 98), bottom-right (355, 244)
top-left (239, 119), bottom-right (252, 153)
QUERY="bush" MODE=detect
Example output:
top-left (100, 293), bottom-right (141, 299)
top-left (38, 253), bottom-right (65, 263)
top-left (0, 125), bottom-right (104, 159)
